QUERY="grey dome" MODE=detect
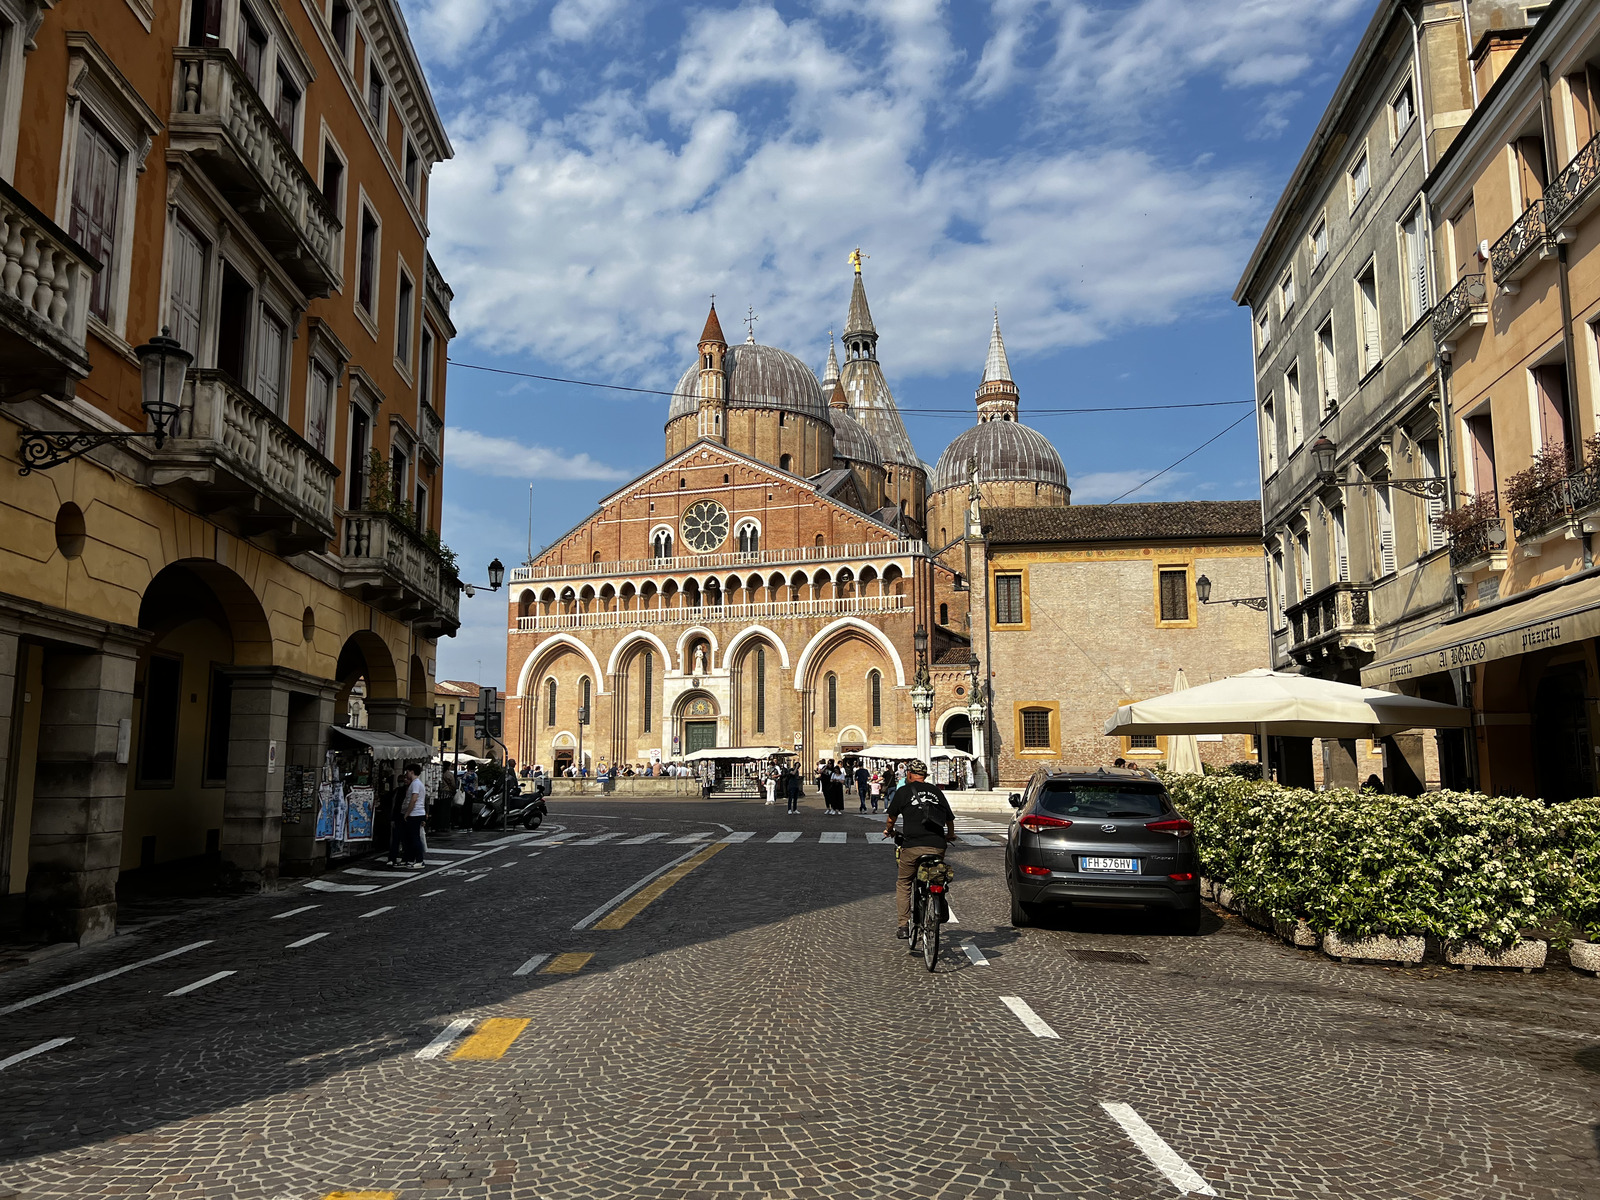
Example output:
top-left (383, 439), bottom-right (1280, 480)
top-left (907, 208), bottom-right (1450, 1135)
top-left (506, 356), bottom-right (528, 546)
top-left (668, 343), bottom-right (831, 423)
top-left (931, 419), bottom-right (1068, 493)
top-left (830, 406), bottom-right (883, 464)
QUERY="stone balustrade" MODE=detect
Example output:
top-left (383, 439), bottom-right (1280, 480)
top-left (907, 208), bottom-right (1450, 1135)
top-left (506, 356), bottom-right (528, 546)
top-left (342, 509), bottom-right (461, 638)
top-left (0, 176), bottom-right (96, 388)
top-left (515, 593), bottom-right (912, 633)
top-left (509, 539), bottom-right (924, 584)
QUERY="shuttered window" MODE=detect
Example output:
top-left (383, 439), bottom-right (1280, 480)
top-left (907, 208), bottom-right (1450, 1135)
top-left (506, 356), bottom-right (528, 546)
top-left (1285, 363), bottom-right (1303, 449)
top-left (1158, 569), bottom-right (1188, 622)
top-left (1261, 396), bottom-right (1277, 474)
top-left (1316, 321), bottom-right (1338, 414)
top-left (1375, 487), bottom-right (1397, 576)
top-left (1021, 708), bottom-right (1051, 750)
top-left (1399, 207), bottom-right (1428, 325)
top-left (307, 362), bottom-right (333, 456)
top-left (168, 217), bottom-right (207, 355)
top-left (995, 573), bottom-right (1023, 625)
top-left (1357, 266), bottom-right (1380, 373)
top-left (69, 114), bottom-right (123, 323)
top-left (1332, 506), bottom-right (1350, 582)
top-left (256, 308), bottom-right (287, 415)
top-left (1297, 530), bottom-right (1313, 597)
top-left (1420, 439), bottom-right (1445, 550)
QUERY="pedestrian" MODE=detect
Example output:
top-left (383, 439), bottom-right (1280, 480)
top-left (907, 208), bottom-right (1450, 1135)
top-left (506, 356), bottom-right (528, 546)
top-left (854, 761), bottom-right (870, 812)
top-left (831, 761), bottom-right (849, 813)
top-left (437, 765), bottom-right (458, 834)
top-left (765, 767), bottom-right (777, 805)
top-left (784, 766), bottom-right (801, 814)
top-left (400, 763), bottom-right (428, 868)
top-left (869, 770), bottom-right (883, 813)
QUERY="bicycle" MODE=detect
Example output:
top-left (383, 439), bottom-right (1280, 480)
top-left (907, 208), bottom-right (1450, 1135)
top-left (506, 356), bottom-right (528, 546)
top-left (905, 847), bottom-right (955, 972)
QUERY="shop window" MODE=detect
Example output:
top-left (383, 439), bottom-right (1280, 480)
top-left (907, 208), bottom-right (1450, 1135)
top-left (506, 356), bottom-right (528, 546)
top-left (138, 654), bottom-right (182, 787)
top-left (995, 573), bottom-right (1023, 625)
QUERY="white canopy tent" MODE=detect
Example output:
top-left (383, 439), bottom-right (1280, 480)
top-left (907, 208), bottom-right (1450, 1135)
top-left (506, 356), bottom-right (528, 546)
top-left (684, 746), bottom-right (788, 762)
top-left (858, 743), bottom-right (973, 760)
top-left (1103, 668), bottom-right (1469, 777)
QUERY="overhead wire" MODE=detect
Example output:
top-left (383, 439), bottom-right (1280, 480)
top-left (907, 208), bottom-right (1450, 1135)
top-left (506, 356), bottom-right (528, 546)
top-left (1103, 411), bottom-right (1255, 504)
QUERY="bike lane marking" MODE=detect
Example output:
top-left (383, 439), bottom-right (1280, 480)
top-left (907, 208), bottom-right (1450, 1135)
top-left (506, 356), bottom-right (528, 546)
top-left (1099, 1101), bottom-right (1219, 1196)
top-left (358, 907), bottom-right (395, 919)
top-left (592, 845), bottom-right (726, 930)
top-left (414, 1019), bottom-right (474, 1060)
top-left (0, 940), bottom-right (212, 1017)
top-left (540, 953), bottom-right (594, 974)
top-left (270, 905), bottom-right (321, 920)
top-left (1000, 996), bottom-right (1059, 1039)
top-left (451, 1017), bottom-right (530, 1060)
top-left (165, 971), bottom-right (237, 997)
top-left (961, 941), bottom-right (990, 967)
top-left (512, 954), bottom-right (550, 977)
top-left (0, 1037), bottom-right (73, 1071)
top-left (768, 832), bottom-right (801, 843)
top-left (287, 933), bottom-right (330, 949)
top-left (572, 843), bottom-right (725, 930)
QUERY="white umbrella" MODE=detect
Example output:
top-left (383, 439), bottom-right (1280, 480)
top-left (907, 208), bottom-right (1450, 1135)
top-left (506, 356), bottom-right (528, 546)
top-left (1163, 668), bottom-right (1204, 775)
top-left (1102, 668), bottom-right (1470, 739)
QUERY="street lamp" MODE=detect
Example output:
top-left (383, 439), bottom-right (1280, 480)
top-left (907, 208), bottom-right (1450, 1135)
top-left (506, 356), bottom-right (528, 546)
top-left (1309, 435), bottom-right (1447, 499)
top-left (1195, 574), bottom-right (1269, 612)
top-left (461, 557), bottom-right (506, 598)
top-left (18, 328), bottom-right (193, 474)
top-left (965, 650), bottom-right (989, 790)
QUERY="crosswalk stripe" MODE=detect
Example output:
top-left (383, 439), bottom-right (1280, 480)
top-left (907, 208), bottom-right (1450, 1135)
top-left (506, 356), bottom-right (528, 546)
top-left (819, 831), bottom-right (847, 844)
top-left (718, 831), bottom-right (754, 843)
top-left (512, 953), bottom-right (550, 976)
top-left (958, 833), bottom-right (997, 846)
top-left (415, 1018), bottom-right (474, 1059)
top-left (768, 831), bottom-right (801, 842)
top-left (343, 868), bottom-right (406, 877)
top-left (667, 832), bottom-right (714, 844)
top-left (451, 1017), bottom-right (530, 1060)
top-left (618, 832), bottom-right (667, 844)
top-left (303, 879), bottom-right (380, 893)
top-left (574, 832), bottom-right (623, 845)
top-left (865, 832), bottom-right (893, 844)
top-left (541, 952), bottom-right (594, 974)
top-left (423, 848), bottom-right (478, 856)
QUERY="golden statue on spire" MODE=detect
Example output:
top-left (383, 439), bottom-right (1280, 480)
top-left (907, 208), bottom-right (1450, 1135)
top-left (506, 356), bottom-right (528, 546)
top-left (848, 247), bottom-right (869, 274)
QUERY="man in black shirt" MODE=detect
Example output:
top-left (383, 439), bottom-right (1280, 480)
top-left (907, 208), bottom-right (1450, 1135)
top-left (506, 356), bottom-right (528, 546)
top-left (881, 759), bottom-right (955, 939)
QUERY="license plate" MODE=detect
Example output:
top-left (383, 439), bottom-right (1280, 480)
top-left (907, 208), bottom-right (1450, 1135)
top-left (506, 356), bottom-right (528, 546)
top-left (1080, 856), bottom-right (1138, 873)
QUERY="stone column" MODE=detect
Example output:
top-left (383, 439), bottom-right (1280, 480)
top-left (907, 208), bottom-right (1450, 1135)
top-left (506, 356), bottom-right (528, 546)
top-left (221, 668), bottom-right (291, 890)
top-left (281, 688), bottom-right (336, 876)
top-left (27, 644), bottom-right (138, 944)
top-left (1320, 737), bottom-right (1360, 789)
top-left (1382, 733), bottom-right (1426, 796)
top-left (365, 697), bottom-right (410, 735)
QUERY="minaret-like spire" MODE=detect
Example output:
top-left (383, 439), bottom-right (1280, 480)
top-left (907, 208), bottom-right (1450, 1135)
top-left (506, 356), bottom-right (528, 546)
top-left (829, 378), bottom-right (848, 410)
top-left (700, 300), bottom-right (726, 345)
top-left (697, 300), bottom-right (728, 444)
top-left (844, 272), bottom-right (877, 353)
top-left (975, 308), bottom-right (1019, 423)
top-left (821, 331), bottom-right (839, 389)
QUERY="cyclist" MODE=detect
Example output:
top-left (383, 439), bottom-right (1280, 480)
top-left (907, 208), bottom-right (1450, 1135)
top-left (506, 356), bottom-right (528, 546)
top-left (881, 758), bottom-right (956, 940)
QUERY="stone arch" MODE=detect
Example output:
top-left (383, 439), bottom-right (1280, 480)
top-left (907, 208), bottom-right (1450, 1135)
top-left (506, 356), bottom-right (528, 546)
top-left (335, 629), bottom-right (399, 700)
top-left (605, 629), bottom-right (673, 677)
top-left (674, 625), bottom-right (721, 671)
top-left (139, 558), bottom-right (274, 667)
top-left (516, 633), bottom-right (606, 696)
top-left (723, 624), bottom-right (791, 670)
top-left (516, 588), bottom-right (535, 621)
top-left (794, 617), bottom-right (907, 689)
top-left (408, 654), bottom-right (429, 710)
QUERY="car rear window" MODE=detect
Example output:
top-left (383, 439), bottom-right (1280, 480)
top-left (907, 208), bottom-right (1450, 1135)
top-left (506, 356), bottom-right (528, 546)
top-left (1036, 782), bottom-right (1168, 819)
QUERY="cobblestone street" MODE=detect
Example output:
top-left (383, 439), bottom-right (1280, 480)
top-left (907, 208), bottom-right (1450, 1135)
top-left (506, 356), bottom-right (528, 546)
top-left (0, 797), bottom-right (1596, 1200)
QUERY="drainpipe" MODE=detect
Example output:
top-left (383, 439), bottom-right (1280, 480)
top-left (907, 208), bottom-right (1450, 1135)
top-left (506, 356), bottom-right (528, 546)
top-left (1541, 61), bottom-right (1584, 465)
top-left (1462, 0), bottom-right (1479, 107)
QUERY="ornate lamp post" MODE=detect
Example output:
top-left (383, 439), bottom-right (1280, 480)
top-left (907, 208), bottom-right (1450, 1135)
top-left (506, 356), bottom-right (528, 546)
top-left (1195, 573), bottom-right (1269, 612)
top-left (461, 558), bottom-right (506, 597)
top-left (966, 651), bottom-right (989, 791)
top-left (1309, 434), bottom-right (1447, 499)
top-left (911, 624), bottom-right (935, 769)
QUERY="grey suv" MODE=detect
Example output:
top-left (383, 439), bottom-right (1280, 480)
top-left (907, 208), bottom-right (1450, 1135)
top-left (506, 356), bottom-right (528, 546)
top-left (1005, 768), bottom-right (1201, 933)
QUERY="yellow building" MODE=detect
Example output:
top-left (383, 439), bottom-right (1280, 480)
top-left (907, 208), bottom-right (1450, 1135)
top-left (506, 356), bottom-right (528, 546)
top-left (0, 1), bottom-right (456, 942)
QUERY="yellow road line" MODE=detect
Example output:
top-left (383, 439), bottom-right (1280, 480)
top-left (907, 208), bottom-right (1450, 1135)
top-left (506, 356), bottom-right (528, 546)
top-left (540, 952), bottom-right (594, 974)
top-left (450, 1017), bottom-right (531, 1060)
top-left (593, 843), bottom-right (726, 930)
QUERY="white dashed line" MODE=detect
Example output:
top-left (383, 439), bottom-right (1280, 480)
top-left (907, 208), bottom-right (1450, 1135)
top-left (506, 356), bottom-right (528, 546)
top-left (286, 932), bottom-right (330, 949)
top-left (619, 833), bottom-right (667, 845)
top-left (961, 941), bottom-right (990, 966)
top-left (423, 848), bottom-right (478, 856)
top-left (512, 953), bottom-right (550, 976)
top-left (0, 1037), bottom-right (73, 1071)
top-left (575, 833), bottom-right (624, 845)
top-left (0, 941), bottom-right (213, 1017)
top-left (342, 868), bottom-right (406, 878)
top-left (415, 1018), bottom-right (474, 1059)
top-left (718, 832), bottom-right (755, 843)
top-left (1100, 1101), bottom-right (1218, 1196)
top-left (302, 879), bottom-right (380, 893)
top-left (358, 907), bottom-right (395, 919)
top-left (165, 970), bottom-right (237, 997)
top-left (421, 889), bottom-right (446, 897)
top-left (1000, 996), bottom-right (1059, 1039)
top-left (667, 832), bottom-right (713, 844)
top-left (270, 905), bottom-right (320, 920)
top-left (943, 903), bottom-right (959, 925)
top-left (464, 872), bottom-right (490, 883)
top-left (768, 832), bottom-right (801, 843)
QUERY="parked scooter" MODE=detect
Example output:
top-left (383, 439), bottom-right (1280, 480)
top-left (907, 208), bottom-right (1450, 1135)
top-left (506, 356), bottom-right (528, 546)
top-left (471, 778), bottom-right (547, 830)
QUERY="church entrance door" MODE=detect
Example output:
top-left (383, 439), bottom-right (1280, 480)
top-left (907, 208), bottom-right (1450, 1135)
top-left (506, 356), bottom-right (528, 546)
top-left (684, 721), bottom-right (717, 755)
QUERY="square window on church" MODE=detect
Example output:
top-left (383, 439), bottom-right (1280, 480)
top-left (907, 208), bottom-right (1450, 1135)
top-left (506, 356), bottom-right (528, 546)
top-left (1158, 568), bottom-right (1190, 622)
top-left (1129, 733), bottom-right (1158, 751)
top-left (1021, 707), bottom-right (1051, 750)
top-left (995, 573), bottom-right (1024, 625)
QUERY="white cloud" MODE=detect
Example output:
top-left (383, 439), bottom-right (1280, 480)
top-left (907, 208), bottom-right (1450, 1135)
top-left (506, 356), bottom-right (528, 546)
top-left (405, 0), bottom-right (529, 66)
top-left (1070, 469), bottom-right (1193, 504)
top-left (550, 0), bottom-right (629, 43)
top-left (445, 428), bottom-right (631, 481)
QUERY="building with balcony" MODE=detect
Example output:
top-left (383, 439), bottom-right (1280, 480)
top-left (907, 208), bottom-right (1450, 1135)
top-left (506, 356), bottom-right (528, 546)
top-left (0, 1), bottom-right (458, 943)
top-left (1363, 0), bottom-right (1600, 802)
top-left (1235, 1), bottom-right (1529, 791)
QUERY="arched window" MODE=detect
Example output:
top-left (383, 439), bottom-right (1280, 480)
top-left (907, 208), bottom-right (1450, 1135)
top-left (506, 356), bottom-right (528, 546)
top-left (642, 651), bottom-right (653, 732)
top-left (869, 669), bottom-right (881, 727)
top-left (815, 533), bottom-right (825, 548)
top-left (780, 453), bottom-right (792, 472)
top-left (939, 603), bottom-right (948, 625)
top-left (703, 352), bottom-right (712, 368)
top-left (738, 522), bottom-right (759, 553)
top-left (778, 411), bottom-right (786, 427)
top-left (546, 678), bottom-right (557, 727)
top-left (826, 673), bottom-right (837, 727)
top-left (653, 530), bottom-right (673, 559)
top-left (592, 551), bottom-right (601, 562)
top-left (755, 645), bottom-right (766, 733)
top-left (581, 675), bottom-right (591, 716)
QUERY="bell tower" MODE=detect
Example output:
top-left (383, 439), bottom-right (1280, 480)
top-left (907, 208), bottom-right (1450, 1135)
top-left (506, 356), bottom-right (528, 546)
top-left (697, 301), bottom-right (728, 443)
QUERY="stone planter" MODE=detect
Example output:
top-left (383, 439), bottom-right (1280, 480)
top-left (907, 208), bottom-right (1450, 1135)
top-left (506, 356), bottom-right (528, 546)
top-left (1241, 903), bottom-right (1275, 933)
top-left (1569, 940), bottom-right (1600, 975)
top-left (1275, 917), bottom-right (1319, 948)
top-left (1322, 931), bottom-right (1425, 965)
top-left (1214, 886), bottom-right (1236, 912)
top-left (1199, 877), bottom-right (1214, 901)
top-left (1444, 939), bottom-right (1547, 972)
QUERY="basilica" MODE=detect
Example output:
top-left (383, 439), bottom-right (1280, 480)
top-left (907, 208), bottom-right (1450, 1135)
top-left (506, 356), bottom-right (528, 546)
top-left (502, 260), bottom-right (1080, 779)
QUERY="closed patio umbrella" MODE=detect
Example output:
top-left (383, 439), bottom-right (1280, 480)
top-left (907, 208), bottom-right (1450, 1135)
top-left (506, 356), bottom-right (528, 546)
top-left (1163, 668), bottom-right (1204, 775)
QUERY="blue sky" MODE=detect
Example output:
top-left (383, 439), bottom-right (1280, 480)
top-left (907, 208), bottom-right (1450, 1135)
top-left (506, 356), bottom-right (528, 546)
top-left (401, 0), bottom-right (1378, 685)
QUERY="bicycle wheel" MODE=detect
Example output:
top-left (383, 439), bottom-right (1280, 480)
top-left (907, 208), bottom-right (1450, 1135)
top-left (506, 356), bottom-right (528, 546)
top-left (922, 891), bottom-right (941, 970)
top-left (909, 886), bottom-right (924, 953)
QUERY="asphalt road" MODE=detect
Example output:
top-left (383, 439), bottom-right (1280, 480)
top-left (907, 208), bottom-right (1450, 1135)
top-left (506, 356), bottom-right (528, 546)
top-left (0, 797), bottom-right (1596, 1200)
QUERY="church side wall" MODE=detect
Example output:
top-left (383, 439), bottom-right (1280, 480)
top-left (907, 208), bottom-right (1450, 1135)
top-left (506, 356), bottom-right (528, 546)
top-left (928, 481), bottom-right (1070, 549)
top-left (665, 412), bottom-right (836, 479)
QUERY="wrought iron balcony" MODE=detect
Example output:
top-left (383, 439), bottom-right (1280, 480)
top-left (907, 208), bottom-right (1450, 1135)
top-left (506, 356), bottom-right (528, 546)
top-left (1546, 132), bottom-right (1600, 235)
top-left (169, 49), bottom-right (340, 296)
top-left (342, 510), bottom-right (461, 638)
top-left (149, 369), bottom-right (337, 555)
top-left (1490, 197), bottom-right (1555, 292)
top-left (0, 177), bottom-right (98, 398)
top-left (1510, 463), bottom-right (1600, 547)
top-left (1432, 273), bottom-right (1487, 354)
top-left (1448, 511), bottom-right (1507, 575)
top-left (1283, 582), bottom-right (1373, 660)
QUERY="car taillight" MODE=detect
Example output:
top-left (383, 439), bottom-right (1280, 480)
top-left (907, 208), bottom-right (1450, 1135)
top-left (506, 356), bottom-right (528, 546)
top-left (1019, 865), bottom-right (1051, 877)
top-left (1020, 814), bottom-right (1072, 832)
top-left (1146, 818), bottom-right (1193, 836)
top-left (1167, 872), bottom-right (1195, 881)
top-left (929, 884), bottom-right (945, 893)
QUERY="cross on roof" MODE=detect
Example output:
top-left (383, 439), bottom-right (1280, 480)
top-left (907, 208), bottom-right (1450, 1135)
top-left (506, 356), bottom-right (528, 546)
top-left (744, 306), bottom-right (759, 343)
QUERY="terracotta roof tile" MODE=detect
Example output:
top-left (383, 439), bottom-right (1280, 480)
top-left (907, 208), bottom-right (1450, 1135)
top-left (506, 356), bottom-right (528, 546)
top-left (987, 500), bottom-right (1261, 544)
top-left (700, 304), bottom-right (726, 345)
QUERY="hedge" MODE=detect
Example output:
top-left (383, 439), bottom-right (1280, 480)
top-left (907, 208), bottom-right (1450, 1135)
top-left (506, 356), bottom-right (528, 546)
top-left (1158, 772), bottom-right (1600, 951)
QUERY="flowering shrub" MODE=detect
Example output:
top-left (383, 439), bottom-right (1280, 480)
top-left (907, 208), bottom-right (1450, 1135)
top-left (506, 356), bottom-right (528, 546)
top-left (1159, 772), bottom-right (1600, 950)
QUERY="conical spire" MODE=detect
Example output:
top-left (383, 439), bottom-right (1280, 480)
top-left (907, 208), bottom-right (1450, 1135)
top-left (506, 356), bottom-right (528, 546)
top-left (982, 308), bottom-right (1012, 384)
top-left (845, 272), bottom-right (876, 338)
top-left (829, 378), bottom-right (848, 409)
top-left (821, 331), bottom-right (839, 389)
top-left (699, 302), bottom-right (725, 346)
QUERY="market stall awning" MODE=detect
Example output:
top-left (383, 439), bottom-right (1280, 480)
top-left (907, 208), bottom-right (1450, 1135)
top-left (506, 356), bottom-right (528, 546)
top-left (1101, 668), bottom-right (1469, 739)
top-left (684, 746), bottom-right (787, 761)
top-left (858, 743), bottom-right (973, 760)
top-left (330, 726), bottom-right (437, 761)
top-left (1361, 571), bottom-right (1600, 686)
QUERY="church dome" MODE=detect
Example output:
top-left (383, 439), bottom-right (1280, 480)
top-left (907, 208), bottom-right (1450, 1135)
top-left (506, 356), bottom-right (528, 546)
top-left (668, 342), bottom-right (831, 424)
top-left (931, 419), bottom-right (1068, 493)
